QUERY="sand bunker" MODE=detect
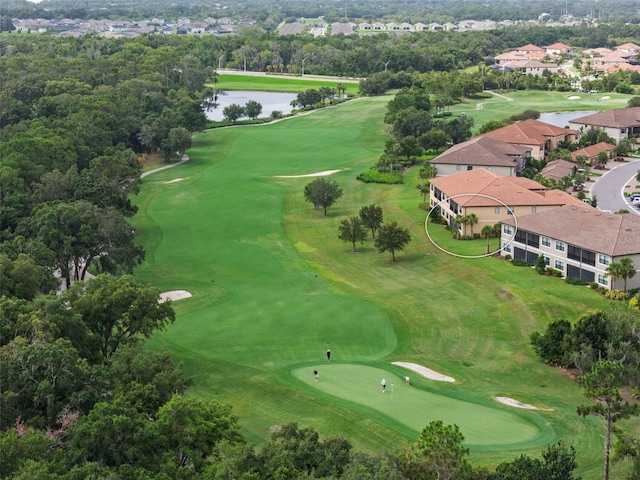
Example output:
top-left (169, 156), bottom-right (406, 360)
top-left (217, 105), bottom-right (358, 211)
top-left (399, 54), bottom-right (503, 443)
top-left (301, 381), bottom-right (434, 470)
top-left (274, 169), bottom-right (344, 178)
top-left (159, 290), bottom-right (192, 302)
top-left (392, 362), bottom-right (456, 382)
top-left (164, 178), bottom-right (184, 184)
top-left (495, 396), bottom-right (538, 410)
top-left (599, 95), bottom-right (611, 101)
top-left (568, 95), bottom-right (580, 100)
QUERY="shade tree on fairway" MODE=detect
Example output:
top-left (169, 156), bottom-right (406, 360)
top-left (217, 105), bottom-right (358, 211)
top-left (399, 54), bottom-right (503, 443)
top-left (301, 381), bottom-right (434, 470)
top-left (338, 216), bottom-right (368, 252)
top-left (303, 177), bottom-right (343, 216)
top-left (374, 221), bottom-right (411, 262)
top-left (359, 204), bottom-right (383, 239)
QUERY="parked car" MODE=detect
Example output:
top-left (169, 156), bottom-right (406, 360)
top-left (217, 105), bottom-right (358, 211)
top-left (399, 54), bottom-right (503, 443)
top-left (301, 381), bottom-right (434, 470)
top-left (632, 197), bottom-right (640, 205)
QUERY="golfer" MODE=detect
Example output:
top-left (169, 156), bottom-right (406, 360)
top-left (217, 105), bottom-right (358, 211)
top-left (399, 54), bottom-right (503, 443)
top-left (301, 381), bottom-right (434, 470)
top-left (405, 376), bottom-right (410, 386)
top-left (326, 349), bottom-right (331, 362)
top-left (314, 370), bottom-right (319, 381)
top-left (381, 378), bottom-right (386, 393)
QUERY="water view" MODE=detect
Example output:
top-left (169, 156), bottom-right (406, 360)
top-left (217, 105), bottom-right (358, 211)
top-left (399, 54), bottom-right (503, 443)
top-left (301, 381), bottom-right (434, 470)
top-left (537, 110), bottom-right (598, 128)
top-left (205, 90), bottom-right (299, 121)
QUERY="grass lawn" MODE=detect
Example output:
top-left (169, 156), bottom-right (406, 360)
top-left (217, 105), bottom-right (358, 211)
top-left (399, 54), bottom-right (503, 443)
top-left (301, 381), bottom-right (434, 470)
top-left (212, 74), bottom-right (360, 95)
top-left (453, 90), bottom-right (634, 134)
top-left (133, 92), bottom-right (627, 478)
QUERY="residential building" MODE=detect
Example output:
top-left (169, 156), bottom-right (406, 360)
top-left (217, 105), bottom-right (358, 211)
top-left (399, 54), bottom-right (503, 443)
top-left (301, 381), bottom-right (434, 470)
top-left (570, 142), bottom-right (616, 165)
top-left (568, 107), bottom-right (640, 143)
top-left (429, 169), bottom-right (580, 237)
top-left (500, 205), bottom-right (640, 290)
top-left (513, 60), bottom-right (560, 76)
top-left (539, 159), bottom-right (577, 182)
top-left (430, 136), bottom-right (531, 177)
top-left (545, 42), bottom-right (573, 55)
top-left (482, 119), bottom-right (578, 160)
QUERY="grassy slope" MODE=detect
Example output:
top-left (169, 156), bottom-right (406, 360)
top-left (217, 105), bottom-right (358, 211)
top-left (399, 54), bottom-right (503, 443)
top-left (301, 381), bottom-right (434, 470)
top-left (133, 89), bottom-right (630, 478)
top-left (212, 74), bottom-right (360, 95)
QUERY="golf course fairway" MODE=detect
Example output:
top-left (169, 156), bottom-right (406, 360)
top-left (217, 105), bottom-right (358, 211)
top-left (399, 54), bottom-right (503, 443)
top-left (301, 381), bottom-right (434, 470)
top-left (134, 92), bottom-right (612, 477)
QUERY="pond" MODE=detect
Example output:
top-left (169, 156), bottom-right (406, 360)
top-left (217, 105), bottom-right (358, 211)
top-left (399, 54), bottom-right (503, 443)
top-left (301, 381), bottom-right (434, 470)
top-left (205, 90), bottom-right (298, 121)
top-left (537, 110), bottom-right (598, 128)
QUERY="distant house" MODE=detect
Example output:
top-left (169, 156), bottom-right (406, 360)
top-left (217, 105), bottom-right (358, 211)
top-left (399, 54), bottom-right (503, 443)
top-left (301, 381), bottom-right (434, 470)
top-left (545, 42), bottom-right (572, 55)
top-left (570, 142), bottom-right (616, 165)
top-left (431, 136), bottom-right (530, 177)
top-left (494, 52), bottom-right (530, 65)
top-left (414, 22), bottom-right (428, 31)
top-left (372, 22), bottom-right (385, 30)
top-left (500, 205), bottom-right (640, 290)
top-left (429, 169), bottom-right (580, 237)
top-left (540, 159), bottom-right (577, 182)
top-left (568, 108), bottom-right (640, 143)
top-left (279, 22), bottom-right (305, 35)
top-left (515, 44), bottom-right (546, 55)
top-left (358, 22), bottom-right (371, 30)
top-left (482, 119), bottom-right (578, 160)
top-left (614, 42), bottom-right (640, 58)
top-left (515, 60), bottom-right (560, 76)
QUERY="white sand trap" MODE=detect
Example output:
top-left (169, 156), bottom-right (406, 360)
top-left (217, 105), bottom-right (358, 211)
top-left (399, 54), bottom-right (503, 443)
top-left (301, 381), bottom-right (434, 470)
top-left (164, 178), bottom-right (184, 184)
top-left (274, 169), bottom-right (344, 178)
top-left (568, 95), bottom-right (580, 100)
top-left (495, 396), bottom-right (538, 410)
top-left (600, 95), bottom-right (611, 101)
top-left (159, 290), bottom-right (192, 302)
top-left (392, 362), bottom-right (456, 382)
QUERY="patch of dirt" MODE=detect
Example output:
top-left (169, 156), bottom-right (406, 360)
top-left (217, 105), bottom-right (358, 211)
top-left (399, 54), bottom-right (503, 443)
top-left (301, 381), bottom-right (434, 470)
top-left (496, 290), bottom-right (513, 300)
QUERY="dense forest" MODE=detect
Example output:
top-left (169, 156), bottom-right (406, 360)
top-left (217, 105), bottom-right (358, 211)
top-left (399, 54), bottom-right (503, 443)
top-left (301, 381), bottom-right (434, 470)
top-left (1, 23), bottom-right (640, 478)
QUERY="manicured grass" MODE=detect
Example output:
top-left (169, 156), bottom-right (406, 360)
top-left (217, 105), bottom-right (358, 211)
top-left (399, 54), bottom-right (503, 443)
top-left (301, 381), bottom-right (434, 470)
top-left (133, 93), bottom-right (621, 478)
top-left (449, 90), bottom-right (634, 134)
top-left (212, 74), bottom-right (360, 95)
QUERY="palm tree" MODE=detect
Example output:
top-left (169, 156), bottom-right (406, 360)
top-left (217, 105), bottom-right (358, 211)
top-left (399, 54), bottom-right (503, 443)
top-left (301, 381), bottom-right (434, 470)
top-left (481, 225), bottom-right (493, 254)
top-left (618, 258), bottom-right (636, 292)
top-left (453, 214), bottom-right (464, 239)
top-left (467, 213), bottom-right (478, 238)
top-left (606, 262), bottom-right (622, 291)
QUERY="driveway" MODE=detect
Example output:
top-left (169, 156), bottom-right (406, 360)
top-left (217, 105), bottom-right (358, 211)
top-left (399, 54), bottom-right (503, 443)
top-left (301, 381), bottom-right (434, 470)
top-left (589, 158), bottom-right (640, 215)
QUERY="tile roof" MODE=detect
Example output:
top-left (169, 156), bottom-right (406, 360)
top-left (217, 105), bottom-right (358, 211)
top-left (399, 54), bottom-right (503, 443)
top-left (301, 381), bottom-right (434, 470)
top-left (502, 205), bottom-right (640, 256)
top-left (516, 44), bottom-right (545, 52)
top-left (569, 107), bottom-right (640, 128)
top-left (570, 142), bottom-right (615, 161)
top-left (431, 136), bottom-right (530, 167)
top-left (540, 159), bottom-right (576, 180)
top-left (482, 119), bottom-right (577, 146)
top-left (430, 169), bottom-right (567, 207)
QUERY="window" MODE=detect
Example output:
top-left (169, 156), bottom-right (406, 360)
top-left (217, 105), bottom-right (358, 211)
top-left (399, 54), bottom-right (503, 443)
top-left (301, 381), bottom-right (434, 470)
top-left (556, 240), bottom-right (565, 252)
top-left (503, 243), bottom-right (512, 253)
top-left (568, 245), bottom-right (581, 261)
top-left (467, 165), bottom-right (473, 171)
top-left (555, 259), bottom-right (564, 270)
top-left (598, 254), bottom-right (610, 266)
top-left (598, 274), bottom-right (609, 286)
top-left (494, 207), bottom-right (500, 214)
top-left (456, 165), bottom-right (461, 171)
top-left (507, 207), bottom-right (514, 215)
top-left (543, 256), bottom-right (550, 265)
top-left (503, 224), bottom-right (513, 235)
top-left (541, 236), bottom-right (551, 247)
top-left (531, 206), bottom-right (537, 213)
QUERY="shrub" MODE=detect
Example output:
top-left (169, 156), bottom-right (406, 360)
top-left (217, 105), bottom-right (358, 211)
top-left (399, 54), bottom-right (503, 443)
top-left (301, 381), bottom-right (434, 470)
top-left (547, 268), bottom-right (563, 277)
top-left (589, 282), bottom-right (599, 290)
top-left (357, 169), bottom-right (403, 184)
top-left (565, 276), bottom-right (586, 286)
top-left (504, 254), bottom-right (512, 260)
top-left (510, 259), bottom-right (530, 267)
top-left (605, 289), bottom-right (630, 300)
top-left (270, 110), bottom-right (283, 119)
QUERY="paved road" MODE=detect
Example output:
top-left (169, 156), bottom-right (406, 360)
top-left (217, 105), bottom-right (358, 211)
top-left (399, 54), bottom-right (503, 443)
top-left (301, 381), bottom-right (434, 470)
top-left (590, 159), bottom-right (640, 215)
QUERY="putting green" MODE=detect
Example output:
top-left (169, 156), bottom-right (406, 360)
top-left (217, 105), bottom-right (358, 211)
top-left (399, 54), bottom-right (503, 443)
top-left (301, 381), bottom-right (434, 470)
top-left (292, 364), bottom-right (548, 450)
